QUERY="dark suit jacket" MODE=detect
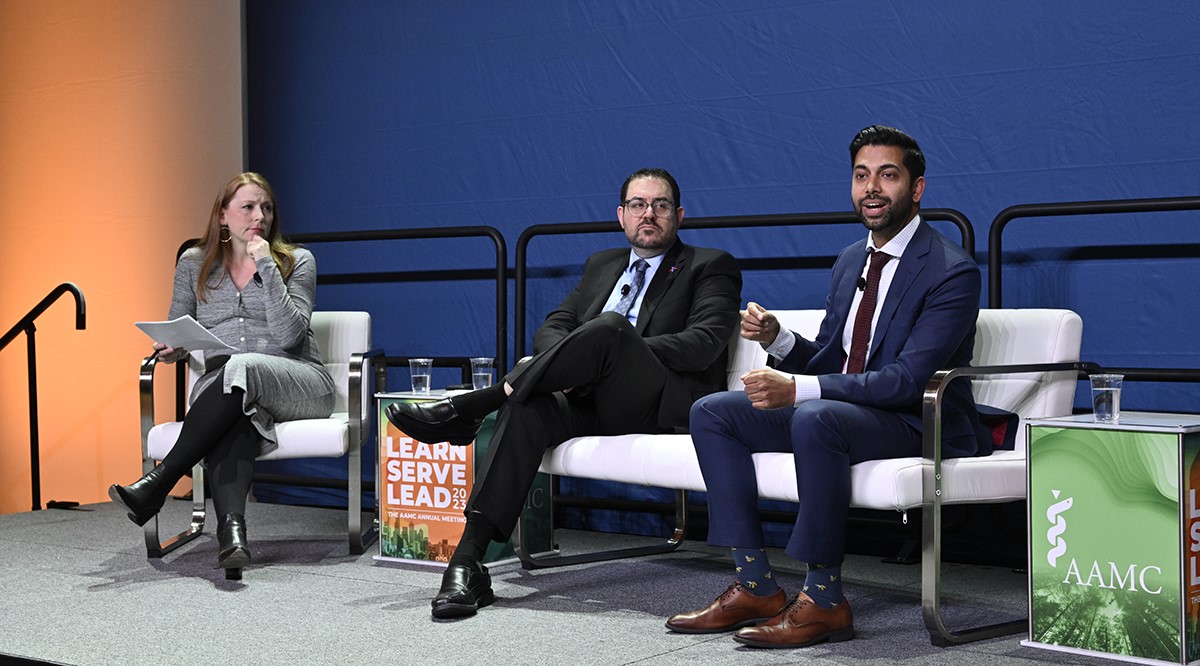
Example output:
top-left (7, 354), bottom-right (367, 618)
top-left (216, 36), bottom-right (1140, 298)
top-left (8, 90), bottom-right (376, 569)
top-left (533, 238), bottom-right (742, 431)
top-left (774, 219), bottom-right (991, 458)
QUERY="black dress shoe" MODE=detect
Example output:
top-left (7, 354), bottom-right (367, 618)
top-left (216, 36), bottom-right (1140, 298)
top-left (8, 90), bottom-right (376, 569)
top-left (107, 463), bottom-right (176, 526)
top-left (217, 513), bottom-right (252, 570)
top-left (432, 560), bottom-right (495, 618)
top-left (386, 399), bottom-right (483, 446)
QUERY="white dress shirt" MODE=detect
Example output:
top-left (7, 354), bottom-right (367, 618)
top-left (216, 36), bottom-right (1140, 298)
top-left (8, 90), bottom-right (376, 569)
top-left (763, 214), bottom-right (922, 404)
top-left (600, 250), bottom-right (667, 326)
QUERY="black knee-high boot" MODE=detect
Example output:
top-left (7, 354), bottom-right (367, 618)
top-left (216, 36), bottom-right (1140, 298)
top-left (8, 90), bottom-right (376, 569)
top-left (109, 374), bottom-right (247, 526)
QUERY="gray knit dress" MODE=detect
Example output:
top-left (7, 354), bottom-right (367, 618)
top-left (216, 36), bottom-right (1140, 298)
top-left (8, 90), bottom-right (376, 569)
top-left (169, 247), bottom-right (335, 457)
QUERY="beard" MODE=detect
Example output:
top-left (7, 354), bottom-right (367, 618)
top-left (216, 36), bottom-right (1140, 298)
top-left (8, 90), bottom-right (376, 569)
top-left (855, 194), bottom-right (917, 234)
top-left (627, 222), bottom-right (678, 253)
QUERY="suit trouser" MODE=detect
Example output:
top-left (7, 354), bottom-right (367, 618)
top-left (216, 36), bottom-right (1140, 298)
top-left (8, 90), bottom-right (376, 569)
top-left (689, 391), bottom-right (933, 565)
top-left (467, 312), bottom-right (670, 536)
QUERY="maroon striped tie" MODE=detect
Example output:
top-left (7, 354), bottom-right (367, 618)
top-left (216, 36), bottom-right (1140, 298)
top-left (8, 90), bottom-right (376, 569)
top-left (846, 250), bottom-right (891, 374)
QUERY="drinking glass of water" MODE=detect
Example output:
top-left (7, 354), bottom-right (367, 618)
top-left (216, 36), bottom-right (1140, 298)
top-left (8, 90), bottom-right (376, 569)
top-left (409, 357), bottom-right (432, 394)
top-left (470, 357), bottom-right (494, 391)
top-left (1090, 373), bottom-right (1123, 423)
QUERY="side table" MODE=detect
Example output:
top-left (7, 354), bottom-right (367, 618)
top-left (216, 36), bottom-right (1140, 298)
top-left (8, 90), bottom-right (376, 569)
top-left (374, 391), bottom-right (550, 566)
top-left (1024, 412), bottom-right (1200, 664)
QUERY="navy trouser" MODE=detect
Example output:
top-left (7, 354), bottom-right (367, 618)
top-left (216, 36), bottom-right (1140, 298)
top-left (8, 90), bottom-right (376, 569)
top-left (690, 390), bottom-right (930, 565)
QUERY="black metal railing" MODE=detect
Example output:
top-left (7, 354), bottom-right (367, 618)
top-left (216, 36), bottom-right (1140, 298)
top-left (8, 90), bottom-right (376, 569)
top-left (166, 227), bottom-right (506, 497)
top-left (988, 196), bottom-right (1200, 390)
top-left (175, 226), bottom-right (508, 375)
top-left (289, 227), bottom-right (509, 375)
top-left (0, 283), bottom-right (86, 510)
top-left (515, 208), bottom-right (973, 358)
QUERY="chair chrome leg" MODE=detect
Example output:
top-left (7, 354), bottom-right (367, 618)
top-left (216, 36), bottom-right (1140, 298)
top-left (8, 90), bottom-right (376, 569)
top-left (514, 487), bottom-right (687, 570)
top-left (921, 498), bottom-right (1026, 645)
top-left (347, 350), bottom-right (381, 555)
top-left (922, 369), bottom-right (1028, 645)
top-left (143, 464), bottom-right (207, 558)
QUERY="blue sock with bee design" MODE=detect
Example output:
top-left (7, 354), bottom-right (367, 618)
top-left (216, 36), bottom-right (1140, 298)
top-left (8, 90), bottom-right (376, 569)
top-left (731, 547), bottom-right (779, 596)
top-left (802, 563), bottom-right (844, 608)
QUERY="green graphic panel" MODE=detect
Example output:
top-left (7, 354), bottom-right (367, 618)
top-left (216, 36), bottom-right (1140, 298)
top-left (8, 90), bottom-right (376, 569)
top-left (473, 417), bottom-right (554, 562)
top-left (1183, 433), bottom-right (1200, 663)
top-left (1029, 426), bottom-right (1182, 663)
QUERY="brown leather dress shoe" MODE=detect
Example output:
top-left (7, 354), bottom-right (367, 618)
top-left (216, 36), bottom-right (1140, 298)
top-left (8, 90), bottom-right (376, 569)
top-left (665, 582), bottom-right (787, 634)
top-left (732, 592), bottom-right (854, 648)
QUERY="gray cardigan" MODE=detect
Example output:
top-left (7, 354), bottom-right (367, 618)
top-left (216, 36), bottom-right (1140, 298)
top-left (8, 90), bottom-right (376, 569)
top-left (168, 246), bottom-right (334, 457)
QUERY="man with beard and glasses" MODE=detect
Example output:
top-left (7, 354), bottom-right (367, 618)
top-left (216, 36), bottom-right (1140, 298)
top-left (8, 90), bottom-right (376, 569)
top-left (387, 167), bottom-right (742, 619)
top-left (666, 125), bottom-right (997, 649)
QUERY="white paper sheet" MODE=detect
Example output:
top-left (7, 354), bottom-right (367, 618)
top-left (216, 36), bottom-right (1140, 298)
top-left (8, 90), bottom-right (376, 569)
top-left (135, 315), bottom-right (237, 351)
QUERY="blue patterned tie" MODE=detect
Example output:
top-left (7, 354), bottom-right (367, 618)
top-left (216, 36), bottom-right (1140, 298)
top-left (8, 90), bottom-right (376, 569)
top-left (613, 259), bottom-right (648, 317)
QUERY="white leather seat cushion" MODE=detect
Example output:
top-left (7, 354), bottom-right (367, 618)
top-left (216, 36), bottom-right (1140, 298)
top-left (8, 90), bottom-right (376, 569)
top-left (541, 434), bottom-right (708, 492)
top-left (147, 412), bottom-right (350, 462)
top-left (541, 433), bottom-right (1027, 511)
top-left (540, 308), bottom-right (1081, 514)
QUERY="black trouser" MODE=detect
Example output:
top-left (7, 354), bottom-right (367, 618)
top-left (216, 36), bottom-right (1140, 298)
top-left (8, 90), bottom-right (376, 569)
top-left (467, 312), bottom-right (670, 536)
top-left (159, 369), bottom-right (259, 517)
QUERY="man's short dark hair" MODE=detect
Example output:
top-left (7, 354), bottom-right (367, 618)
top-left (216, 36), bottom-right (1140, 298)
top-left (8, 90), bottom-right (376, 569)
top-left (849, 125), bottom-right (926, 180)
top-left (620, 167), bottom-right (681, 206)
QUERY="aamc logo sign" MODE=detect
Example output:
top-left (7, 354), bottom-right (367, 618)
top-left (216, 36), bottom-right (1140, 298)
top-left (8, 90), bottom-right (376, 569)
top-left (1046, 489), bottom-right (1163, 595)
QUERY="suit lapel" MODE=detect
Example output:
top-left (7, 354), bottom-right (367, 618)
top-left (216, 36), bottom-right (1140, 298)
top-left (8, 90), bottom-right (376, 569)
top-left (582, 254), bottom-right (630, 321)
top-left (634, 241), bottom-right (687, 335)
top-left (832, 244), bottom-right (869, 342)
top-left (870, 221), bottom-right (931, 363)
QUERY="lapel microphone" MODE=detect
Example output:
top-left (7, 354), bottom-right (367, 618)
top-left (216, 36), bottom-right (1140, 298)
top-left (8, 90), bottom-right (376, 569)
top-left (620, 284), bottom-right (631, 296)
top-left (856, 277), bottom-right (867, 291)
top-left (253, 272), bottom-right (263, 287)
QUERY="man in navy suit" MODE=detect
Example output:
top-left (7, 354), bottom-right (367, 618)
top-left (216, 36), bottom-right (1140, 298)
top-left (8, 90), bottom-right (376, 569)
top-left (666, 126), bottom-right (991, 648)
top-left (387, 167), bottom-right (742, 619)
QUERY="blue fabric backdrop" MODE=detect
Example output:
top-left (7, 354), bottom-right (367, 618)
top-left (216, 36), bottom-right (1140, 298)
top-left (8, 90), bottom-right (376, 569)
top-left (242, 1), bottom-right (1200, 522)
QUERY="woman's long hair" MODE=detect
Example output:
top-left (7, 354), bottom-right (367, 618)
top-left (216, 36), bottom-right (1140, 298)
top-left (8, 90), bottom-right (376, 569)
top-left (195, 172), bottom-right (297, 301)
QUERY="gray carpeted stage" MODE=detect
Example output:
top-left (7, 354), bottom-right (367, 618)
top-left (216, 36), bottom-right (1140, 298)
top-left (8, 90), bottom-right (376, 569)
top-left (0, 498), bottom-right (1117, 665)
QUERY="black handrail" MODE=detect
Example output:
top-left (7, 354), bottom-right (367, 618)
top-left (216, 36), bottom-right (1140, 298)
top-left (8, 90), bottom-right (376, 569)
top-left (0, 283), bottom-right (86, 511)
top-left (987, 196), bottom-right (1200, 389)
top-left (987, 196), bottom-right (1200, 308)
top-left (514, 208), bottom-right (973, 358)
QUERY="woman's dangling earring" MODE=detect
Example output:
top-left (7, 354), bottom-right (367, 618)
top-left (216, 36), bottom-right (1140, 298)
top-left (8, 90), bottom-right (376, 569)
top-left (219, 225), bottom-right (231, 243)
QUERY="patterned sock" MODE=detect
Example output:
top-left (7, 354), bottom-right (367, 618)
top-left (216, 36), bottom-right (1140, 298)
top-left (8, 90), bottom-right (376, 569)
top-left (731, 547), bottom-right (780, 596)
top-left (802, 563), bottom-right (844, 608)
top-left (449, 383), bottom-right (506, 420)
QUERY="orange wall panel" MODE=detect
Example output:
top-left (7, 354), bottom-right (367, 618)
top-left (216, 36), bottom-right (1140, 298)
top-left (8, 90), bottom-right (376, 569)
top-left (0, 1), bottom-right (244, 514)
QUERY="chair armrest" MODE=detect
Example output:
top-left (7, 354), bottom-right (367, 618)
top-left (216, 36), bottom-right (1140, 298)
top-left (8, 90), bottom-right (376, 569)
top-left (138, 352), bottom-right (193, 462)
top-left (920, 361), bottom-right (1096, 489)
top-left (348, 348), bottom-right (386, 451)
top-left (138, 353), bottom-right (160, 458)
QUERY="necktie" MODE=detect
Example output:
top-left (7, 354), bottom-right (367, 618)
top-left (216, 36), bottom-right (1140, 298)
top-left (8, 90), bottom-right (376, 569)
top-left (846, 250), bottom-right (891, 374)
top-left (613, 259), bottom-right (648, 317)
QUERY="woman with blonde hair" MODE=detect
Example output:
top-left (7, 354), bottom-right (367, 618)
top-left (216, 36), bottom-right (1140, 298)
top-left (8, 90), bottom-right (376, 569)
top-left (109, 172), bottom-right (334, 573)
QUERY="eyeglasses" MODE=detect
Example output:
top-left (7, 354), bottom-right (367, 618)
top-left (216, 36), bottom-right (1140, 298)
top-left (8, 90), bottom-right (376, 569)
top-left (622, 198), bottom-right (677, 217)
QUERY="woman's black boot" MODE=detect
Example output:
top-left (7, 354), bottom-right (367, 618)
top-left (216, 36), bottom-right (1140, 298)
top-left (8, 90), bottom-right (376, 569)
top-left (218, 513), bottom-right (251, 578)
top-left (107, 464), bottom-right (176, 526)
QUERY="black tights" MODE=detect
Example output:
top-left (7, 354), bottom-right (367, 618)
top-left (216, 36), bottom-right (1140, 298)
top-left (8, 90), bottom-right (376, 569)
top-left (159, 370), bottom-right (259, 517)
